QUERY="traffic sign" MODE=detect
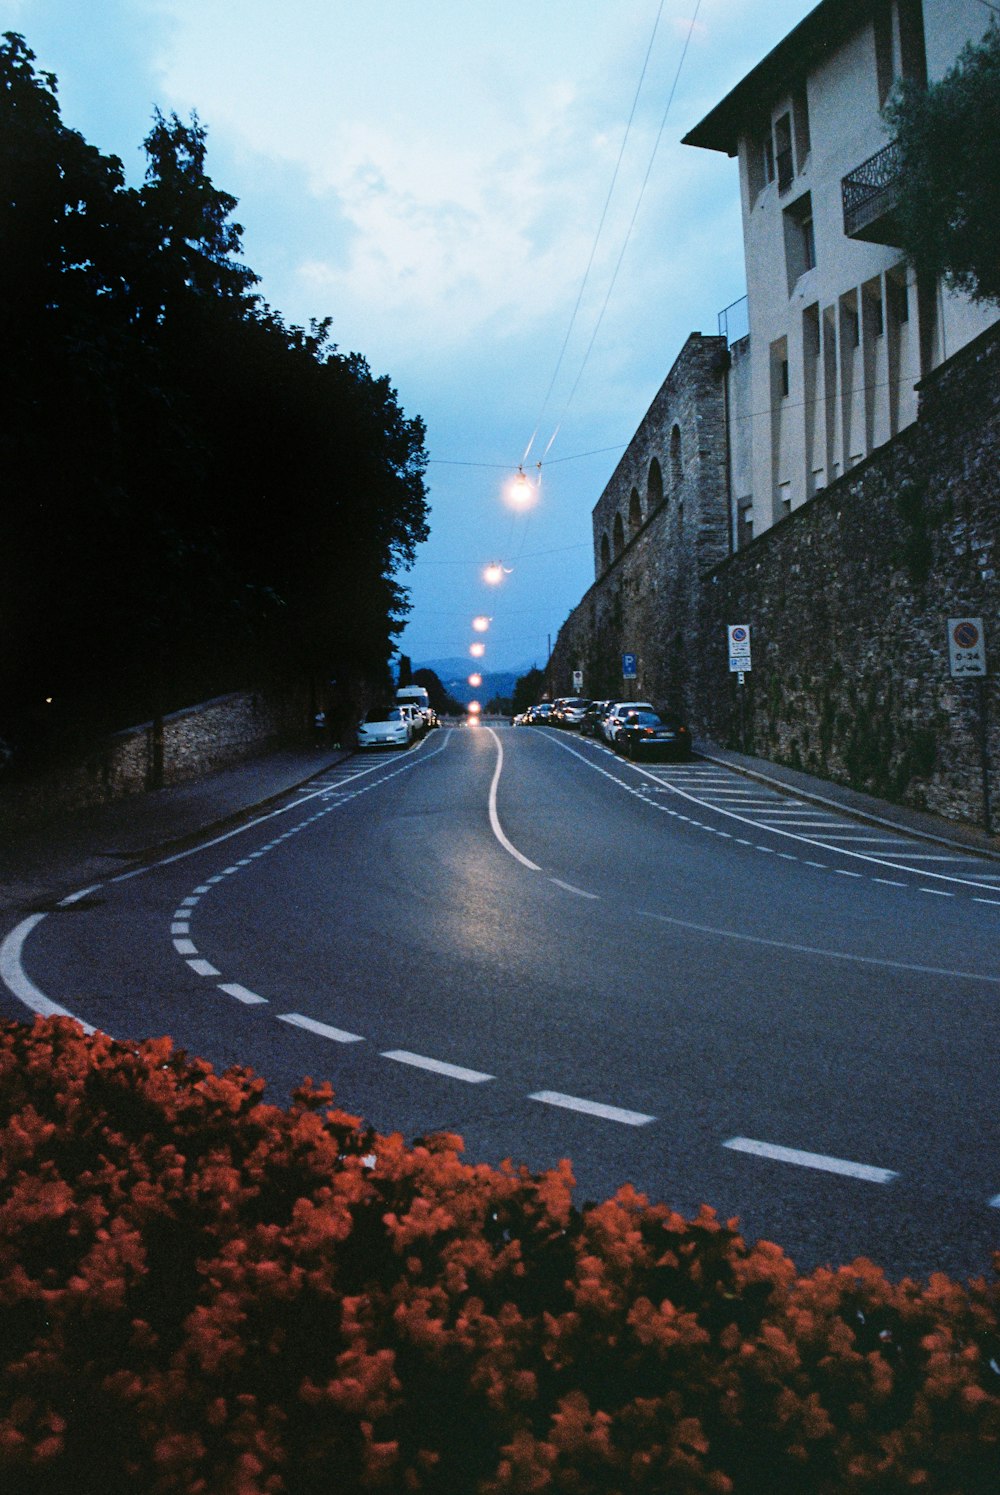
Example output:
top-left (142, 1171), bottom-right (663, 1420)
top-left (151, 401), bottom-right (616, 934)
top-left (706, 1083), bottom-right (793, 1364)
top-left (622, 652), bottom-right (637, 680)
top-left (572, 669), bottom-right (583, 691)
top-left (727, 623), bottom-right (751, 672)
top-left (948, 617), bottom-right (987, 677)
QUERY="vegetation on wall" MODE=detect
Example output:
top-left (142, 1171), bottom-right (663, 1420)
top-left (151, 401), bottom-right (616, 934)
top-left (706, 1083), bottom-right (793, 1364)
top-left (0, 33), bottom-right (429, 757)
top-left (887, 22), bottom-right (1000, 306)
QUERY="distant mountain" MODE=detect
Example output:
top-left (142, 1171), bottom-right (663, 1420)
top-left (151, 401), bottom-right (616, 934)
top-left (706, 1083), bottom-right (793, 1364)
top-left (415, 658), bottom-right (539, 707)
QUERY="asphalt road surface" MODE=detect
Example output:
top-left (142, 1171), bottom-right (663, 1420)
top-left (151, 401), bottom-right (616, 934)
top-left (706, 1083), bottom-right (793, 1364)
top-left (4, 723), bottom-right (999, 1282)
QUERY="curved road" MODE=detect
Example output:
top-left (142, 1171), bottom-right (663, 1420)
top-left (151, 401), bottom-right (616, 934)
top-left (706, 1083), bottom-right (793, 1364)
top-left (3, 723), bottom-right (999, 1281)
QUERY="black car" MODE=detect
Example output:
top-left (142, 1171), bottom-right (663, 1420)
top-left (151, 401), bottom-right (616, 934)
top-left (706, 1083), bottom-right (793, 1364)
top-left (615, 710), bottom-right (692, 761)
top-left (579, 700), bottom-right (612, 737)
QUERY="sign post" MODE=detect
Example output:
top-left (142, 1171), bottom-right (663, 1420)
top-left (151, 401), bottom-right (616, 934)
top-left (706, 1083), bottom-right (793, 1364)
top-left (572, 669), bottom-right (584, 693)
top-left (622, 652), bottom-right (637, 683)
top-left (947, 617), bottom-right (991, 835)
top-left (727, 625), bottom-right (752, 750)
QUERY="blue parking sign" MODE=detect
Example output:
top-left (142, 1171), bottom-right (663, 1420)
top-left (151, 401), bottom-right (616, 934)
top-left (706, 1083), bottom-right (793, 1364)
top-left (622, 652), bottom-right (637, 679)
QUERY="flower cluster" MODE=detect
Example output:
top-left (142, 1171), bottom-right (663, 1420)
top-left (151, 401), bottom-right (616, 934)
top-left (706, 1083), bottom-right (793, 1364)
top-left (1, 1017), bottom-right (998, 1493)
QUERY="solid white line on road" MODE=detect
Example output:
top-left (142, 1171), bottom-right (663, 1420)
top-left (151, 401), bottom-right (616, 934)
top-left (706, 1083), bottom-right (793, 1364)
top-left (486, 727), bottom-right (542, 871)
top-left (549, 878), bottom-right (600, 900)
top-left (187, 959), bottom-right (220, 977)
top-left (277, 1012), bottom-right (365, 1043)
top-left (218, 983), bottom-right (269, 1005)
top-left (529, 1090), bottom-right (656, 1126)
top-left (724, 1136), bottom-right (898, 1184)
top-left (0, 915), bottom-right (96, 1033)
top-left (639, 908), bottom-right (1000, 985)
top-left (381, 1050), bottom-right (494, 1083)
top-left (57, 885), bottom-right (103, 906)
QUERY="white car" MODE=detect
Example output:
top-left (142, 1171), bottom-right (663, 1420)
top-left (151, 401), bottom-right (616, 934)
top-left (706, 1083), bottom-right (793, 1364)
top-left (356, 706), bottom-right (410, 749)
top-left (399, 703), bottom-right (424, 739)
top-left (600, 701), bottom-right (655, 745)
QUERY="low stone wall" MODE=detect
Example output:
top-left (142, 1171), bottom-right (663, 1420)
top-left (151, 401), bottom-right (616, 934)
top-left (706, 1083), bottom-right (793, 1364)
top-left (551, 324), bottom-right (1000, 830)
top-left (0, 687), bottom-right (309, 827)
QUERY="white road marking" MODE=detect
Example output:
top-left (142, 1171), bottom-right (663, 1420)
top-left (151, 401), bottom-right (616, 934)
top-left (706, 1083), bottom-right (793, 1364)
top-left (170, 922), bottom-right (190, 935)
top-left (485, 727), bottom-right (541, 871)
top-left (57, 885), bottom-right (102, 906)
top-left (529, 1090), bottom-right (655, 1126)
top-left (173, 938), bottom-right (198, 955)
top-left (550, 877), bottom-right (600, 900)
top-left (187, 959), bottom-right (220, 977)
top-left (381, 1050), bottom-right (494, 1083)
top-left (0, 916), bottom-right (97, 1033)
top-left (989, 1194), bottom-right (1000, 1209)
top-left (639, 908), bottom-right (1000, 985)
top-left (218, 983), bottom-right (269, 1005)
top-left (277, 1012), bottom-right (364, 1043)
top-left (724, 1136), bottom-right (897, 1184)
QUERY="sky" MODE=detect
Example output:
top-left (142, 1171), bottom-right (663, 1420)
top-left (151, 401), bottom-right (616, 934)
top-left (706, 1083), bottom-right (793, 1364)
top-left (3, 0), bottom-right (819, 676)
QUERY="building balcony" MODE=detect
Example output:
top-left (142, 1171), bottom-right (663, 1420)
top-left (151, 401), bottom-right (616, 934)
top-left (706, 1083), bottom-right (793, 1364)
top-left (842, 140), bottom-right (902, 243)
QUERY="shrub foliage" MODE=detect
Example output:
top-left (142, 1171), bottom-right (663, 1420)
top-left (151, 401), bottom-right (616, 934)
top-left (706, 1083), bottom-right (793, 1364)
top-left (0, 1017), bottom-right (997, 1493)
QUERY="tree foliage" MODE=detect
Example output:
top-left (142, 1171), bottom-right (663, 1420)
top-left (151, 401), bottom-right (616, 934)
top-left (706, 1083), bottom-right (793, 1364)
top-left (512, 667), bottom-right (546, 714)
top-left (886, 22), bottom-right (1000, 305)
top-left (0, 33), bottom-right (428, 755)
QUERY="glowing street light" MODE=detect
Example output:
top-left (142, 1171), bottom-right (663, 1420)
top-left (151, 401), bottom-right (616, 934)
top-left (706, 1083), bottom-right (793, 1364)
top-left (482, 562), bottom-right (506, 585)
top-left (505, 463), bottom-right (541, 511)
top-left (468, 673), bottom-right (482, 687)
top-left (469, 641), bottom-right (486, 658)
top-left (472, 615), bottom-right (490, 632)
top-left (468, 700), bottom-right (482, 715)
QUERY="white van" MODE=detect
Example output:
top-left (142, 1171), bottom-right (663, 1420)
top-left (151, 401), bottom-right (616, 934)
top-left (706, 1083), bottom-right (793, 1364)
top-left (396, 684), bottom-right (436, 729)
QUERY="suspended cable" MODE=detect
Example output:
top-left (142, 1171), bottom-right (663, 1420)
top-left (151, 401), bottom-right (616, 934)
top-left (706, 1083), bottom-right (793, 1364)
top-left (539, 0), bottom-right (704, 463)
top-left (521, 0), bottom-right (667, 468)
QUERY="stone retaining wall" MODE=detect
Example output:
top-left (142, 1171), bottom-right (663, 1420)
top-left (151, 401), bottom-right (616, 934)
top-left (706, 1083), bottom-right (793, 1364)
top-left (551, 323), bottom-right (999, 829)
top-left (0, 687), bottom-right (309, 827)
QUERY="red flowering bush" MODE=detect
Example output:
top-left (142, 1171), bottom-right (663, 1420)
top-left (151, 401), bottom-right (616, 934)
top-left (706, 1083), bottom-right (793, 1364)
top-left (0, 1017), bottom-right (997, 1494)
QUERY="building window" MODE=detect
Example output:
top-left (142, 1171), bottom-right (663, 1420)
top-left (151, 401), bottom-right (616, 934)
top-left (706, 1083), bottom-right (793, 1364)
top-left (780, 358), bottom-right (790, 397)
top-left (600, 532), bottom-right (610, 570)
top-left (628, 487), bottom-right (642, 533)
top-left (793, 87), bottom-right (811, 166)
top-left (782, 190), bottom-right (815, 290)
top-left (775, 112), bottom-right (793, 193)
top-left (763, 133), bottom-right (775, 185)
top-left (874, 0), bottom-right (894, 105)
top-left (612, 512), bottom-right (625, 557)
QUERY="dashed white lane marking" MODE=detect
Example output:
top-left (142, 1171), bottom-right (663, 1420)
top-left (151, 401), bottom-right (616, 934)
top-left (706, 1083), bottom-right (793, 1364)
top-left (187, 958), bottom-right (220, 977)
top-left (381, 1050), bottom-right (494, 1083)
top-left (218, 983), bottom-right (269, 1005)
top-left (724, 1136), bottom-right (898, 1185)
top-left (173, 938), bottom-right (198, 955)
top-left (529, 1090), bottom-right (656, 1126)
top-left (277, 1012), bottom-right (365, 1044)
top-left (549, 877), bottom-right (600, 900)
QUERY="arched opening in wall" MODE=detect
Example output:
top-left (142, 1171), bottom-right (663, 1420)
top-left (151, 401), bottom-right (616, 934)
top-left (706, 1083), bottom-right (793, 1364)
top-left (612, 512), bottom-right (625, 557)
top-left (628, 487), bottom-right (642, 534)
top-left (647, 457), bottom-right (663, 511)
top-left (670, 425), bottom-right (682, 489)
top-left (600, 532), bottom-right (610, 571)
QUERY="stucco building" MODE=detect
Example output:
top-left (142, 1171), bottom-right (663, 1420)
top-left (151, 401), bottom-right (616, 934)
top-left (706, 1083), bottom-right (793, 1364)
top-left (683, 0), bottom-right (999, 546)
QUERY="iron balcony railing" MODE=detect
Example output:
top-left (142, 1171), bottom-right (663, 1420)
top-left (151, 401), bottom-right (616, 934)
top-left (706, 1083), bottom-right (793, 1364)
top-left (842, 139), bottom-right (902, 240)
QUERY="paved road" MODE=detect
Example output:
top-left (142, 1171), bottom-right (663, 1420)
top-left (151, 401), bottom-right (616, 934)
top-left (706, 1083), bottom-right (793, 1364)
top-left (3, 723), bottom-right (998, 1281)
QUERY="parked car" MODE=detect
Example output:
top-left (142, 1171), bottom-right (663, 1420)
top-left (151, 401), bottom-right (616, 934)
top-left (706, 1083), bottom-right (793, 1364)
top-left (529, 702), bottom-right (553, 724)
top-left (554, 697), bottom-right (590, 728)
top-left (580, 700), bottom-right (612, 737)
top-left (601, 701), bottom-right (655, 745)
top-left (356, 706), bottom-right (410, 749)
top-left (614, 709), bottom-right (692, 761)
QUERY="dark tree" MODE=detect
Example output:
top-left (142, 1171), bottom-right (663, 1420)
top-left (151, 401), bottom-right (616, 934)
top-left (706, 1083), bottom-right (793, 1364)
top-left (512, 667), bottom-right (546, 714)
top-left (886, 23), bottom-right (1000, 305)
top-left (0, 33), bottom-right (428, 759)
top-left (412, 669), bottom-right (464, 717)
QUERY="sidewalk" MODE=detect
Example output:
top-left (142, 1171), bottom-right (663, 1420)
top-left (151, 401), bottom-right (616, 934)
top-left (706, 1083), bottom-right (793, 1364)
top-left (696, 738), bottom-right (1000, 861)
top-left (0, 744), bottom-right (353, 914)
